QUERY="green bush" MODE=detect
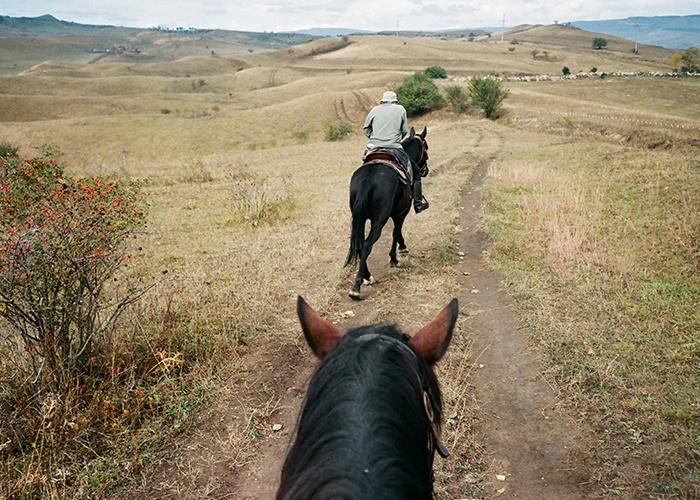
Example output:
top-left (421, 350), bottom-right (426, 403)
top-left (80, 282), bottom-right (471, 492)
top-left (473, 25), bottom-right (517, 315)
top-left (396, 73), bottom-right (443, 115)
top-left (468, 76), bottom-right (509, 119)
top-left (425, 66), bottom-right (447, 79)
top-left (444, 85), bottom-right (469, 113)
top-left (562, 66), bottom-right (571, 75)
top-left (323, 121), bottom-right (353, 141)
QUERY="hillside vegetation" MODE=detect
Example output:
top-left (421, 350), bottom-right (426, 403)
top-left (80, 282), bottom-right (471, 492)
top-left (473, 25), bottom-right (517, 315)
top-left (0, 25), bottom-right (699, 498)
top-left (0, 15), bottom-right (314, 75)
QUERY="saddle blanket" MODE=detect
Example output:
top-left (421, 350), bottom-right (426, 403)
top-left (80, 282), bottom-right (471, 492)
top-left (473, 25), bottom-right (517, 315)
top-left (361, 148), bottom-right (412, 185)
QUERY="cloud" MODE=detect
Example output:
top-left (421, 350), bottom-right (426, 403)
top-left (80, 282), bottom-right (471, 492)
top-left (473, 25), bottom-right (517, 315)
top-left (3, 0), bottom-right (699, 32)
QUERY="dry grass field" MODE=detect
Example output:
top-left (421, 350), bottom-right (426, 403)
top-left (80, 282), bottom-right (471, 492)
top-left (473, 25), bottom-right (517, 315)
top-left (1, 27), bottom-right (699, 498)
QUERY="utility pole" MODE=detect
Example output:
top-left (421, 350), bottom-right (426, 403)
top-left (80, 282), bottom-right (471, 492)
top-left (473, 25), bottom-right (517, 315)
top-left (634, 23), bottom-right (639, 53)
top-left (501, 14), bottom-right (505, 42)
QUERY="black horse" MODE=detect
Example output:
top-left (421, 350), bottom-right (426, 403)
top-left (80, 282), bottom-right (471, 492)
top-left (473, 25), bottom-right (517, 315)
top-left (277, 296), bottom-right (457, 500)
top-left (345, 127), bottom-right (429, 300)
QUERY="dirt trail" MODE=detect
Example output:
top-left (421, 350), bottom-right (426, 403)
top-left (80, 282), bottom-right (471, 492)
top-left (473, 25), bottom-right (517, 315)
top-left (136, 126), bottom-right (595, 499)
top-left (456, 159), bottom-right (594, 498)
top-left (232, 150), bottom-right (594, 498)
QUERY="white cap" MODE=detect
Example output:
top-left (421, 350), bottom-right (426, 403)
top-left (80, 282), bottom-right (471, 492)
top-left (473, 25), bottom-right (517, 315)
top-left (380, 91), bottom-right (398, 103)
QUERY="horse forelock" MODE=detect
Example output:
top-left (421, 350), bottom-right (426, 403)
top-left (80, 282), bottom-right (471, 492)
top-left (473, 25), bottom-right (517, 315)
top-left (278, 324), bottom-right (439, 499)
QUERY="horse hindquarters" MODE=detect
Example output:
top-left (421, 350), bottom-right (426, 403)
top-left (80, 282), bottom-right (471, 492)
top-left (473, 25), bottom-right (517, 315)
top-left (346, 166), bottom-right (396, 299)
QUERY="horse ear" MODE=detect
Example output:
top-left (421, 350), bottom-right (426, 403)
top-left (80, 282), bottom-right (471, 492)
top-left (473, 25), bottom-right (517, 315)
top-left (420, 127), bottom-right (427, 139)
top-left (409, 127), bottom-right (416, 137)
top-left (297, 296), bottom-right (341, 359)
top-left (408, 299), bottom-right (458, 364)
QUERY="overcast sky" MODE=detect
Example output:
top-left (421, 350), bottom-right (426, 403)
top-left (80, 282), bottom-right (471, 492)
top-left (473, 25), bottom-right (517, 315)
top-left (3, 1), bottom-right (699, 32)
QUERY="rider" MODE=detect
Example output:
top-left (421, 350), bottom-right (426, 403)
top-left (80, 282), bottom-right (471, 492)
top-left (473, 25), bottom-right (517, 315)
top-left (363, 91), bottom-right (429, 213)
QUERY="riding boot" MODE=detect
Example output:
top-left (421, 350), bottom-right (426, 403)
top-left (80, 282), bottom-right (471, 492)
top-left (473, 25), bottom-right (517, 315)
top-left (413, 180), bottom-right (429, 213)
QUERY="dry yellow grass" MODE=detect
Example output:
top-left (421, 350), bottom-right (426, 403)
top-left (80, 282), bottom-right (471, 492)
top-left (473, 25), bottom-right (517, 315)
top-left (1, 27), bottom-right (698, 497)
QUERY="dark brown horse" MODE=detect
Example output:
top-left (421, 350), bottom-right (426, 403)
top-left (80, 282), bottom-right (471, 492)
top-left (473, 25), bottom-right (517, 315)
top-left (344, 127), bottom-right (428, 300)
top-left (277, 296), bottom-right (457, 499)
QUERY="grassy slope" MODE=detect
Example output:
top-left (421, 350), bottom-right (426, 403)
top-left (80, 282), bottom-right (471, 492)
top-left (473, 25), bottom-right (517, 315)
top-left (0, 25), bottom-right (312, 76)
top-left (0, 28), bottom-right (698, 497)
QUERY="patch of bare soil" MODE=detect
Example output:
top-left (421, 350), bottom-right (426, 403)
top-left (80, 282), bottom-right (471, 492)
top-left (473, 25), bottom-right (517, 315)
top-left (129, 142), bottom-right (597, 499)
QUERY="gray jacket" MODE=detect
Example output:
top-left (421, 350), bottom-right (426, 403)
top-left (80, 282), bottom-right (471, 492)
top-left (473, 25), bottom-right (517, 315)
top-left (363, 102), bottom-right (408, 148)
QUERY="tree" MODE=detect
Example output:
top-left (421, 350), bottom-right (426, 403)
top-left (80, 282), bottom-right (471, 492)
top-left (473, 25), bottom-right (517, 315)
top-left (562, 66), bottom-right (571, 76)
top-left (592, 37), bottom-right (608, 49)
top-left (680, 46), bottom-right (700, 72)
top-left (671, 51), bottom-right (683, 70)
top-left (468, 76), bottom-right (509, 119)
top-left (395, 73), bottom-right (443, 115)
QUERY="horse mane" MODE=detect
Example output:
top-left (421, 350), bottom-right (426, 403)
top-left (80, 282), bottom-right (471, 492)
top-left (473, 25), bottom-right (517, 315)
top-left (277, 323), bottom-right (441, 500)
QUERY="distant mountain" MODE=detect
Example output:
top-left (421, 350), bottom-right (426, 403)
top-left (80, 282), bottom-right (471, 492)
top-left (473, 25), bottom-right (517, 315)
top-left (288, 28), bottom-right (373, 37)
top-left (284, 16), bottom-right (699, 48)
top-left (572, 15), bottom-right (700, 49)
top-left (2, 13), bottom-right (697, 50)
top-left (287, 27), bottom-right (498, 40)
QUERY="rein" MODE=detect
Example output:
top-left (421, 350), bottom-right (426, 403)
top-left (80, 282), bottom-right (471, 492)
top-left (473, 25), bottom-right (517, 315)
top-left (406, 135), bottom-right (429, 176)
top-left (414, 136), bottom-right (428, 166)
top-left (354, 333), bottom-right (450, 465)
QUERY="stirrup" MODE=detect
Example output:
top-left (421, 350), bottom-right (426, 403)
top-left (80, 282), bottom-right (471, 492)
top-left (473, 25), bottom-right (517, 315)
top-left (414, 197), bottom-right (429, 213)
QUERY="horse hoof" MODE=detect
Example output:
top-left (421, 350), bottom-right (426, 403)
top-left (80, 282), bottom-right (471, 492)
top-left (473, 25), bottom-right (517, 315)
top-left (398, 247), bottom-right (409, 254)
top-left (363, 276), bottom-right (376, 286)
top-left (349, 290), bottom-right (362, 300)
top-left (390, 261), bottom-right (401, 268)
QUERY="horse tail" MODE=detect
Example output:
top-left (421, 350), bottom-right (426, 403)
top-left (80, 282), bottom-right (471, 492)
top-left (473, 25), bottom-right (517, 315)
top-left (345, 178), bottom-right (372, 267)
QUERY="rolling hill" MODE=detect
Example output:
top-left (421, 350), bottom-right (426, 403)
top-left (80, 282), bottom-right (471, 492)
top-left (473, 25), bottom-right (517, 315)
top-left (0, 13), bottom-right (687, 78)
top-left (0, 14), bottom-right (315, 75)
top-left (0, 16), bottom-right (698, 499)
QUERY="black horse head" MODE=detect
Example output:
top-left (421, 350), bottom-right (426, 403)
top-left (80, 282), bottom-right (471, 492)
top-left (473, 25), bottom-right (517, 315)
top-left (277, 296), bottom-right (457, 500)
top-left (403, 126), bottom-right (429, 176)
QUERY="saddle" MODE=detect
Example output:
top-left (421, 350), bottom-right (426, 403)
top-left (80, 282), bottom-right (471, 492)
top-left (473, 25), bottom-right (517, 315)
top-left (361, 148), bottom-right (412, 185)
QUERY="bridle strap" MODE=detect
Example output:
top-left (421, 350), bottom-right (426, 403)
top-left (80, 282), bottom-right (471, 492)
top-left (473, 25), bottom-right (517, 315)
top-left (410, 135), bottom-right (428, 166)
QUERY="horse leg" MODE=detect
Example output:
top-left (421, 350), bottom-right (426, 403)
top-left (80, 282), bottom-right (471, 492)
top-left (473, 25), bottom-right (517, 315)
top-left (390, 230), bottom-right (400, 267)
top-left (397, 226), bottom-right (408, 254)
top-left (389, 213), bottom-right (409, 267)
top-left (350, 223), bottom-right (384, 300)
